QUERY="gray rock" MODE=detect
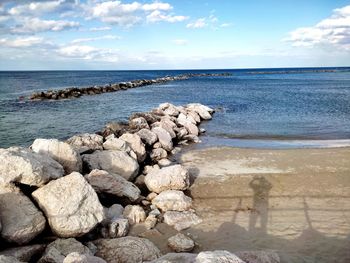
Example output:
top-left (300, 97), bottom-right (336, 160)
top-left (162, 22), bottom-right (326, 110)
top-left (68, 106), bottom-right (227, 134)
top-left (186, 104), bottom-right (213, 120)
top-left (94, 237), bottom-right (161, 263)
top-left (0, 184), bottom-right (46, 244)
top-left (103, 138), bottom-right (131, 152)
top-left (146, 253), bottom-right (196, 263)
top-left (129, 117), bottom-right (150, 130)
top-left (152, 127), bottom-right (173, 151)
top-left (0, 147), bottom-right (64, 187)
top-left (196, 250), bottom-right (244, 263)
top-left (0, 255), bottom-right (25, 263)
top-left (152, 190), bottom-right (192, 212)
top-left (119, 133), bottom-right (146, 163)
top-left (235, 250), bottom-right (280, 263)
top-left (145, 165), bottom-right (190, 193)
top-left (108, 218), bottom-right (129, 238)
top-left (63, 252), bottom-right (107, 263)
top-left (150, 148), bottom-right (168, 161)
top-left (137, 129), bottom-right (158, 146)
top-left (163, 211), bottom-right (202, 231)
top-left (66, 133), bottom-right (103, 154)
top-left (158, 103), bottom-right (180, 117)
top-left (144, 214), bottom-right (158, 230)
top-left (177, 114), bottom-right (199, 136)
top-left (82, 150), bottom-right (139, 181)
top-left (0, 244), bottom-right (46, 262)
top-left (31, 138), bottom-right (82, 173)
top-left (152, 121), bottom-right (176, 139)
top-left (123, 205), bottom-right (146, 224)
top-left (32, 172), bottom-right (104, 237)
top-left (168, 233), bottom-right (195, 252)
top-left (104, 204), bottom-right (124, 222)
top-left (85, 169), bottom-right (140, 202)
top-left (176, 127), bottom-right (188, 140)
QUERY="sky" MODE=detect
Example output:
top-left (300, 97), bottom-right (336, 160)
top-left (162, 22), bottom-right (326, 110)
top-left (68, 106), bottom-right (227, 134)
top-left (0, 0), bottom-right (349, 70)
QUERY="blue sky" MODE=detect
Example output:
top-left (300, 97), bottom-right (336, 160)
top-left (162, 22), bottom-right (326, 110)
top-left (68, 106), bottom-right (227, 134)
top-left (0, 0), bottom-right (349, 70)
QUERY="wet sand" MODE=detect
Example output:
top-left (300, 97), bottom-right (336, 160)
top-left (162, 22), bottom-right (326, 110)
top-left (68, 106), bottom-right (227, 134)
top-left (132, 147), bottom-right (350, 263)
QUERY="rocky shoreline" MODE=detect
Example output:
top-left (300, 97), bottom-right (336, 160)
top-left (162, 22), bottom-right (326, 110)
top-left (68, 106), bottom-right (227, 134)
top-left (29, 73), bottom-right (231, 101)
top-left (0, 102), bottom-right (277, 263)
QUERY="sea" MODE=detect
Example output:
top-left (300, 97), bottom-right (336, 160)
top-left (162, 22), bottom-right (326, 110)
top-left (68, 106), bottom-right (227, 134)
top-left (1, 67), bottom-right (350, 149)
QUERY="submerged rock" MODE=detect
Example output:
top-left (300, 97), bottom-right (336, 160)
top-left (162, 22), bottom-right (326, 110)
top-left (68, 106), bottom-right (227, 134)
top-left (152, 190), bottom-right (192, 212)
top-left (32, 172), bottom-right (104, 237)
top-left (94, 237), bottom-right (161, 263)
top-left (85, 169), bottom-right (141, 202)
top-left (0, 147), bottom-right (64, 186)
top-left (31, 138), bottom-right (82, 173)
top-left (83, 150), bottom-right (139, 181)
top-left (145, 165), bottom-right (190, 193)
top-left (0, 184), bottom-right (46, 245)
top-left (167, 233), bottom-right (195, 252)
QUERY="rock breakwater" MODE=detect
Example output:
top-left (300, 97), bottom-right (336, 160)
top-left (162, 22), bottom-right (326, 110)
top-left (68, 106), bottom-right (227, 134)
top-left (29, 73), bottom-right (231, 101)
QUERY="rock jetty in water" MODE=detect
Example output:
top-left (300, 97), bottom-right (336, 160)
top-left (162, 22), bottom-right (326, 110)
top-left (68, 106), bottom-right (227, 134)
top-left (0, 102), bottom-right (280, 263)
top-left (29, 73), bottom-right (231, 101)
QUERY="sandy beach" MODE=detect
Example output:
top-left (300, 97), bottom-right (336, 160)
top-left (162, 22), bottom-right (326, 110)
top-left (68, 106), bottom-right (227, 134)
top-left (132, 146), bottom-right (350, 263)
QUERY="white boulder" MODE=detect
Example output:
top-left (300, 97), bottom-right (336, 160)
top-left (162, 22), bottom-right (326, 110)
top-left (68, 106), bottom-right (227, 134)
top-left (137, 129), bottom-right (158, 146)
top-left (167, 233), bottom-right (195, 252)
top-left (152, 190), bottom-right (192, 212)
top-left (163, 211), bottom-right (202, 231)
top-left (151, 127), bottom-right (173, 151)
top-left (123, 205), bottom-right (146, 225)
top-left (66, 133), bottom-right (103, 154)
top-left (119, 133), bottom-right (147, 163)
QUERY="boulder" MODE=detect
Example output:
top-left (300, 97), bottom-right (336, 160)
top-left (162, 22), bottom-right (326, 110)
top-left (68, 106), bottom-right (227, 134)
top-left (144, 214), bottom-right (158, 230)
top-left (129, 112), bottom-right (159, 125)
top-left (176, 127), bottom-right (188, 140)
top-left (152, 121), bottom-right (176, 139)
top-left (0, 184), bottom-right (46, 244)
top-left (0, 255), bottom-right (25, 263)
top-left (94, 237), bottom-right (161, 263)
top-left (146, 253), bottom-right (196, 263)
top-left (163, 211), bottom-right (202, 231)
top-left (104, 204), bottom-right (124, 222)
top-left (152, 190), bottom-right (192, 212)
top-left (32, 172), bottom-right (104, 237)
top-left (186, 110), bottom-right (201, 124)
top-left (158, 158), bottom-right (173, 167)
top-left (129, 117), bottom-right (150, 130)
top-left (107, 218), bottom-right (129, 238)
top-left (235, 250), bottom-right (280, 263)
top-left (123, 205), bottom-right (146, 224)
top-left (119, 133), bottom-right (146, 163)
top-left (186, 104), bottom-right (213, 120)
top-left (82, 150), bottom-right (139, 181)
top-left (145, 165), bottom-right (190, 193)
top-left (103, 138), bottom-right (131, 152)
top-left (0, 244), bottom-right (45, 262)
top-left (196, 250), bottom-right (245, 263)
top-left (177, 114), bottom-right (199, 136)
top-left (137, 129), bottom-right (158, 146)
top-left (66, 133), bottom-right (104, 154)
top-left (151, 127), bottom-right (173, 151)
top-left (158, 103), bottom-right (180, 116)
top-left (150, 148), bottom-right (168, 161)
top-left (0, 147), bottom-right (64, 187)
top-left (85, 169), bottom-right (140, 202)
top-left (167, 233), bottom-right (195, 252)
top-left (63, 252), bottom-right (107, 263)
top-left (31, 138), bottom-right (82, 173)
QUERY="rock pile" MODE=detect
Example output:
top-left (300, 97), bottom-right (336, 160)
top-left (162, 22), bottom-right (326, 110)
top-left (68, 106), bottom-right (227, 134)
top-left (0, 102), bottom-right (280, 263)
top-left (29, 73), bottom-right (231, 101)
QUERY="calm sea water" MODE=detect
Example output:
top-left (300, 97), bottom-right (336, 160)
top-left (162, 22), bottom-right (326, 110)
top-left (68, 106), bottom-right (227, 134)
top-left (1, 68), bottom-right (350, 148)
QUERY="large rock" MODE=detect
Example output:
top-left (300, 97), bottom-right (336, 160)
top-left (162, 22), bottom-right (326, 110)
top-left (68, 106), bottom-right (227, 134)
top-left (235, 250), bottom-right (280, 263)
top-left (163, 211), bottom-right (202, 231)
top-left (103, 138), bottom-right (131, 152)
top-left (196, 250), bottom-right (244, 263)
top-left (0, 255), bottom-right (25, 263)
top-left (0, 184), bottom-right (46, 244)
top-left (177, 113), bottom-right (199, 136)
top-left (152, 121), bottom-right (176, 139)
top-left (66, 133), bottom-right (104, 154)
top-left (82, 150), bottom-right (139, 181)
top-left (152, 190), bottom-right (192, 212)
top-left (94, 237), bottom-right (161, 263)
top-left (137, 129), bottom-right (158, 146)
top-left (0, 147), bottom-right (64, 186)
top-left (151, 127), bottom-right (173, 151)
top-left (32, 172), bottom-right (104, 237)
top-left (186, 103), bottom-right (213, 120)
top-left (123, 205), bottom-right (146, 224)
top-left (64, 252), bottom-right (107, 263)
top-left (129, 117), bottom-right (150, 130)
top-left (31, 138), bottom-right (82, 173)
top-left (0, 244), bottom-right (45, 262)
top-left (147, 253), bottom-right (196, 263)
top-left (167, 233), bottom-right (195, 252)
top-left (85, 169), bottom-right (140, 202)
top-left (150, 148), bottom-right (167, 161)
top-left (119, 133), bottom-right (146, 163)
top-left (158, 103), bottom-right (180, 117)
top-left (145, 165), bottom-right (190, 193)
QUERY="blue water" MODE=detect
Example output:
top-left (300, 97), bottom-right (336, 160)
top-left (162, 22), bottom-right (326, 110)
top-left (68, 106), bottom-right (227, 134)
top-left (1, 68), bottom-right (350, 149)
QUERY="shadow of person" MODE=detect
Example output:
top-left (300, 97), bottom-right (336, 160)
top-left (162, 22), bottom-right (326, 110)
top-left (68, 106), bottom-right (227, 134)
top-left (248, 176), bottom-right (272, 235)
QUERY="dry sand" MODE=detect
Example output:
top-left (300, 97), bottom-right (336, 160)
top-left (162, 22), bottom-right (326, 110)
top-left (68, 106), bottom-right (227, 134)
top-left (132, 146), bottom-right (350, 263)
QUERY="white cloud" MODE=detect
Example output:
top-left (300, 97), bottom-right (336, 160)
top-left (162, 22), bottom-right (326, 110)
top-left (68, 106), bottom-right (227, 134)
top-left (172, 39), bottom-right (188, 45)
top-left (146, 10), bottom-right (188, 23)
top-left (142, 2), bottom-right (172, 11)
top-left (186, 18), bottom-right (206, 29)
top-left (89, 26), bottom-right (112, 31)
top-left (11, 17), bottom-right (80, 33)
top-left (71, 35), bottom-right (121, 44)
top-left (0, 36), bottom-right (47, 47)
top-left (285, 5), bottom-right (350, 50)
top-left (220, 23), bottom-right (232, 28)
top-left (57, 44), bottom-right (119, 62)
top-left (8, 0), bottom-right (78, 16)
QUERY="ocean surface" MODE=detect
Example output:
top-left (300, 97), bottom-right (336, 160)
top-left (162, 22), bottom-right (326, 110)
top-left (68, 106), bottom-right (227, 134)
top-left (1, 68), bottom-right (350, 149)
